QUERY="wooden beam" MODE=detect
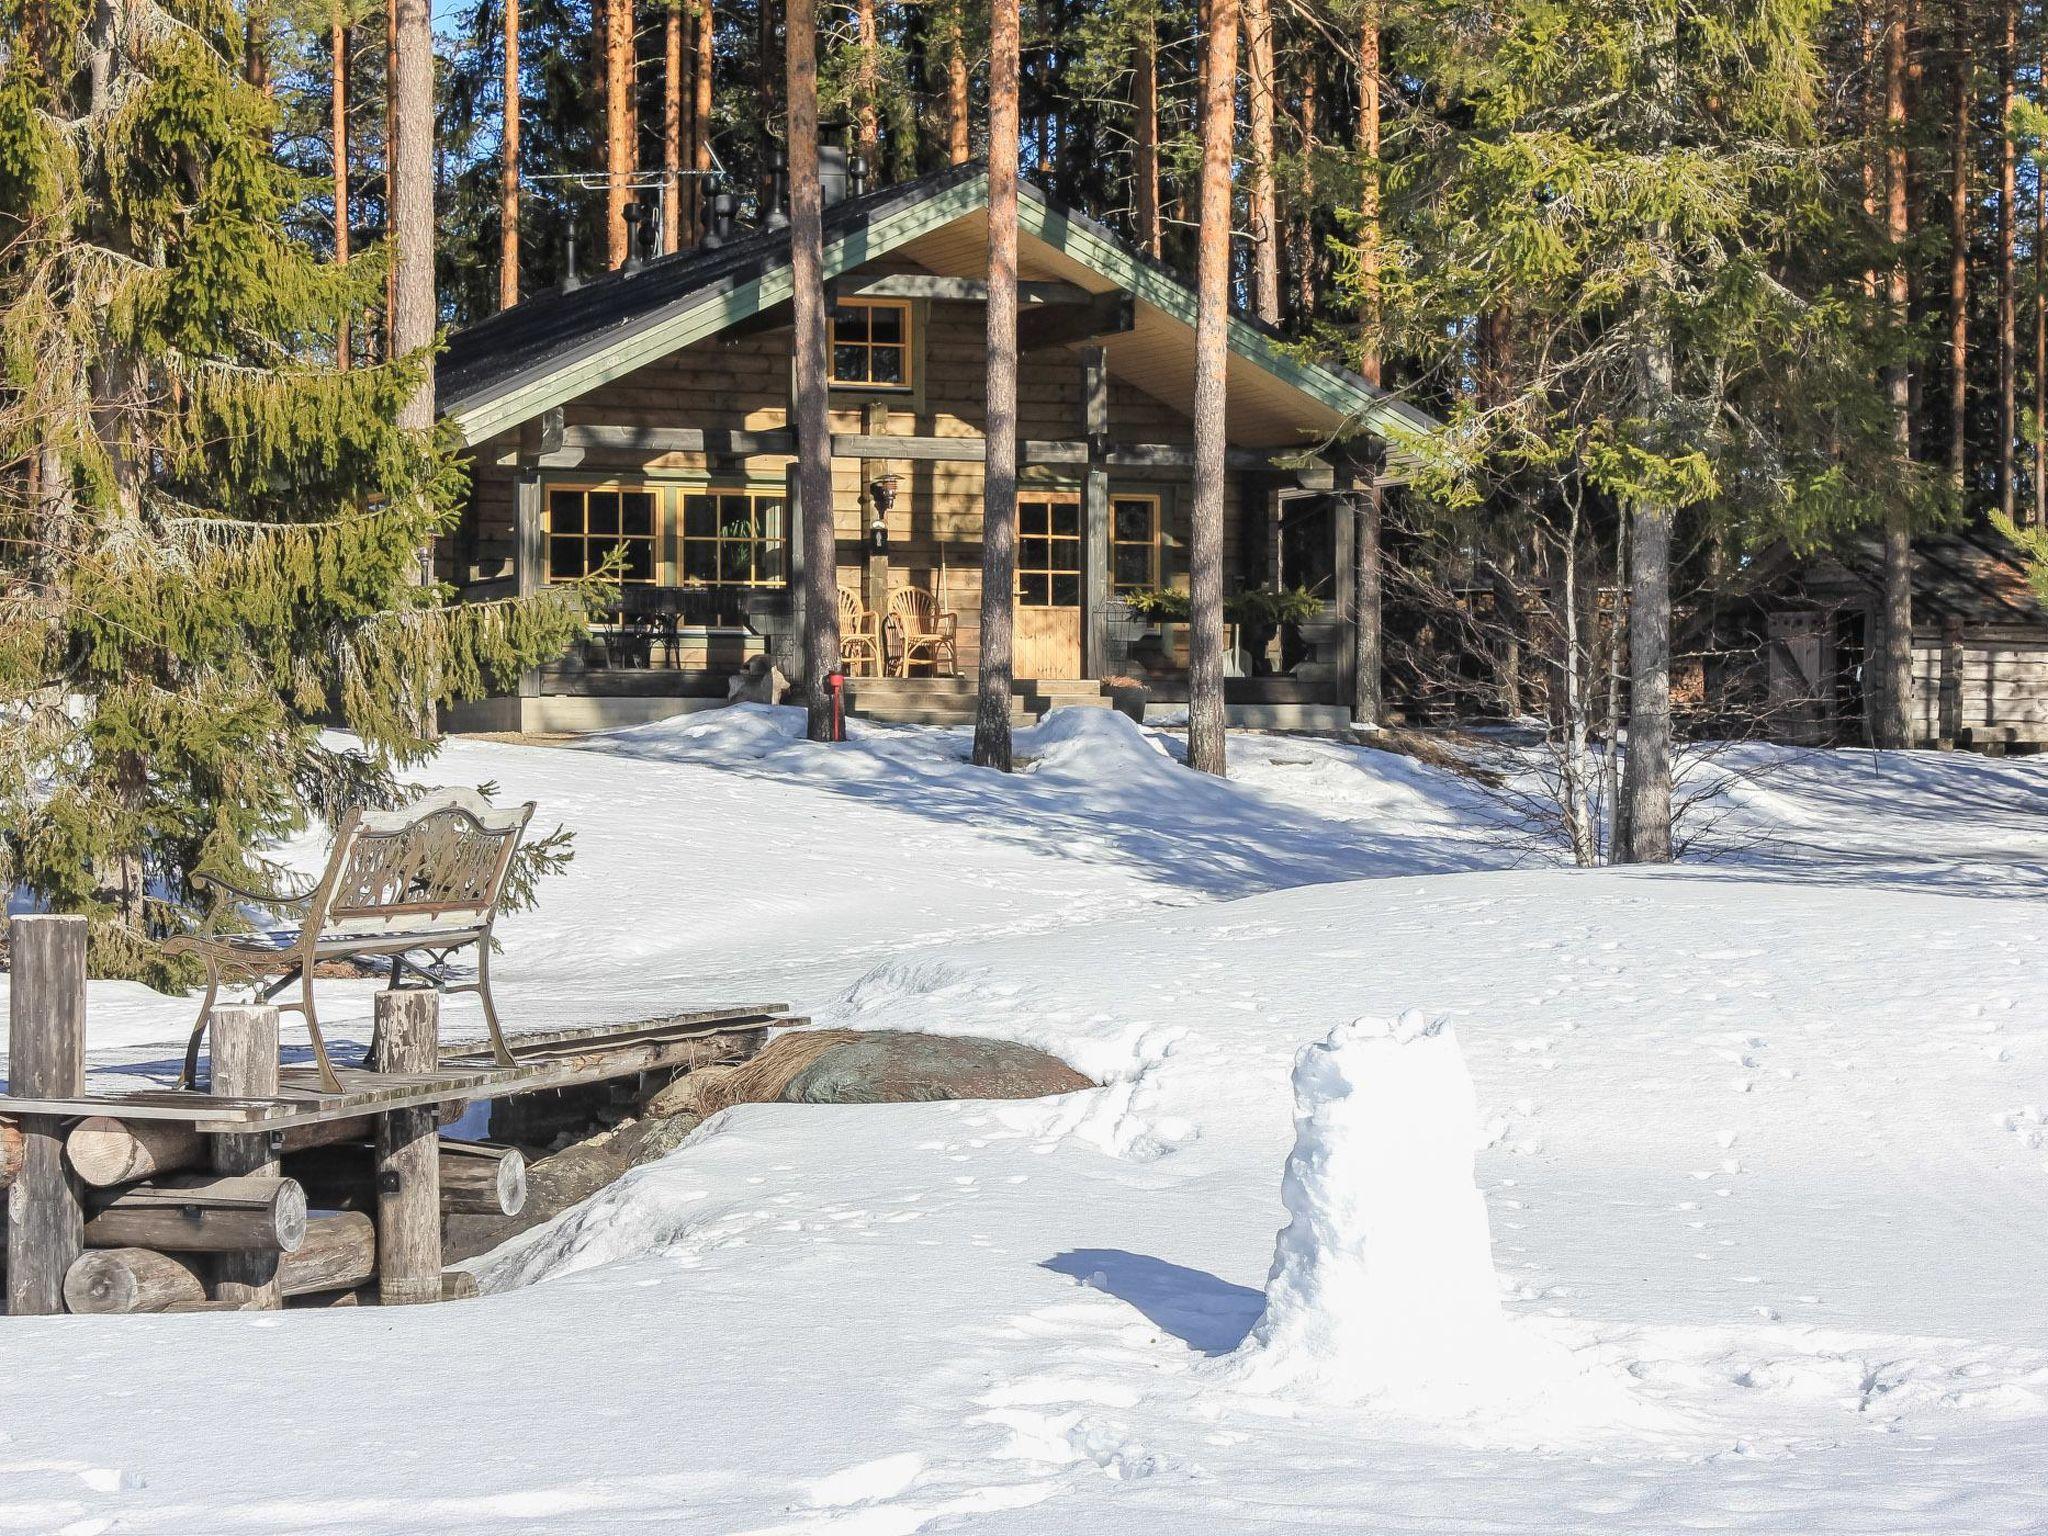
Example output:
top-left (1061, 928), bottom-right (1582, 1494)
top-left (63, 1248), bottom-right (209, 1315)
top-left (1018, 292), bottom-right (1135, 352)
top-left (6, 915), bottom-right (87, 1316)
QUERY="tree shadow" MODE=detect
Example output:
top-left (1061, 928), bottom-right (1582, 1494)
top-left (1042, 1247), bottom-right (1264, 1355)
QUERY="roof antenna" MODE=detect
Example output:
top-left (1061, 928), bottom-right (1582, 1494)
top-left (562, 223), bottom-right (584, 293)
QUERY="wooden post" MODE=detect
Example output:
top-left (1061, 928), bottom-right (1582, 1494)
top-left (1081, 346), bottom-right (1111, 679)
top-left (7, 914), bottom-right (87, 1316)
top-left (516, 470), bottom-right (542, 705)
top-left (373, 990), bottom-right (442, 1305)
top-left (1938, 615), bottom-right (1964, 749)
top-left (210, 1005), bottom-right (284, 1307)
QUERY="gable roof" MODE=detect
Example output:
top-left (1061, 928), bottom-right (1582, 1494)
top-left (1789, 527), bottom-right (2048, 628)
top-left (438, 163), bottom-right (1437, 463)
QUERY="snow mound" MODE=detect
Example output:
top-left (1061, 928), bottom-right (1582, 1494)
top-left (1016, 706), bottom-right (1178, 782)
top-left (1229, 1011), bottom-right (1657, 1435)
top-left (577, 703), bottom-right (810, 765)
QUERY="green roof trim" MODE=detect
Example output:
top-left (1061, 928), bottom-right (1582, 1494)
top-left (446, 167), bottom-right (1439, 462)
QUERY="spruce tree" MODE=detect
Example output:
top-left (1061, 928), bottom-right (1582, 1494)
top-left (1383, 0), bottom-right (1927, 854)
top-left (0, 0), bottom-right (585, 979)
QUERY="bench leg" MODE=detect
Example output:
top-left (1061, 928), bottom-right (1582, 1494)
top-left (301, 972), bottom-right (344, 1093)
top-left (175, 969), bottom-right (221, 1090)
top-left (475, 942), bottom-right (516, 1068)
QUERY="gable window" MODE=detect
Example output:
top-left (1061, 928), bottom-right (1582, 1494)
top-left (1111, 495), bottom-right (1161, 594)
top-left (829, 298), bottom-right (912, 389)
top-left (681, 490), bottom-right (788, 586)
top-left (547, 486), bottom-right (657, 582)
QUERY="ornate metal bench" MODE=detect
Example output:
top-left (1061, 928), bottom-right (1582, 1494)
top-left (165, 790), bottom-right (536, 1093)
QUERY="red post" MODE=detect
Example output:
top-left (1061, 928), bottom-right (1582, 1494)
top-left (828, 670), bottom-right (847, 742)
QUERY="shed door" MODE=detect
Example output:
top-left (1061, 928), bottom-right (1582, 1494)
top-left (1015, 494), bottom-right (1083, 679)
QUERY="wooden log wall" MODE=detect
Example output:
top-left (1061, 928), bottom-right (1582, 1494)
top-left (461, 258), bottom-right (1246, 681)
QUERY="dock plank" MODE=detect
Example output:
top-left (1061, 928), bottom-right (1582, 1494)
top-left (1, 1011), bottom-right (781, 1130)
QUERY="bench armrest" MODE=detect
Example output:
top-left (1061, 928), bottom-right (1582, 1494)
top-left (192, 870), bottom-right (318, 909)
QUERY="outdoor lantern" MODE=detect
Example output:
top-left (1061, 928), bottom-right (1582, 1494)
top-left (868, 474), bottom-right (900, 556)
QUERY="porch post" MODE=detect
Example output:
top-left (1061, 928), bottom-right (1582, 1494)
top-left (784, 457), bottom-right (807, 688)
top-left (1081, 346), bottom-right (1111, 677)
top-left (514, 469), bottom-right (542, 704)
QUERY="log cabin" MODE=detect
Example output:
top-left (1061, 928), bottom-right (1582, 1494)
top-left (437, 162), bottom-right (1437, 733)
top-left (1696, 526), bottom-right (2048, 751)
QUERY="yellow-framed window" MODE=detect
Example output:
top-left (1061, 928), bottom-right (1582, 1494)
top-left (546, 484), bottom-right (659, 582)
top-left (1110, 494), bottom-right (1161, 594)
top-left (829, 298), bottom-right (913, 389)
top-left (680, 488), bottom-right (789, 587)
top-left (1017, 494), bottom-right (1083, 608)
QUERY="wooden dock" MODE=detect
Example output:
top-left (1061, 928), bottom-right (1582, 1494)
top-left (2, 914), bottom-right (789, 1316)
top-left (2, 1005), bottom-right (789, 1132)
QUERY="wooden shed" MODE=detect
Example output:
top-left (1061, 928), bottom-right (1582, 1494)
top-left (435, 163), bottom-right (1436, 732)
top-left (1741, 528), bottom-right (2048, 750)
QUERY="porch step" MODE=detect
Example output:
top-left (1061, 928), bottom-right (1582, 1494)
top-left (846, 677), bottom-right (1034, 728)
top-left (847, 676), bottom-right (1118, 729)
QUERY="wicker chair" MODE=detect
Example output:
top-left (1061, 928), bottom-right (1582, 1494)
top-left (886, 586), bottom-right (959, 678)
top-left (839, 587), bottom-right (884, 677)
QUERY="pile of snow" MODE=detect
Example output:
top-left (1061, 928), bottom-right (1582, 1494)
top-left (1231, 1011), bottom-right (1653, 1433)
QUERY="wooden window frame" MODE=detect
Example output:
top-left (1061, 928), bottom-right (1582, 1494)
top-left (1016, 491), bottom-right (1083, 609)
top-left (543, 482), bottom-right (662, 584)
top-left (1109, 492), bottom-right (1163, 595)
top-left (677, 485), bottom-right (791, 589)
top-left (828, 297), bottom-right (915, 392)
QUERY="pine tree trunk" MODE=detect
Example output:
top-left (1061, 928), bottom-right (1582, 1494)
top-left (333, 9), bottom-right (351, 365)
top-left (1134, 12), bottom-right (1161, 256)
top-left (1351, 481), bottom-right (1382, 726)
top-left (384, 0), bottom-right (398, 359)
top-left (946, 8), bottom-right (970, 165)
top-left (1998, 0), bottom-right (2017, 518)
top-left (1187, 0), bottom-right (1240, 778)
top-left (246, 1), bottom-right (272, 94)
top-left (1876, 0), bottom-right (1916, 748)
top-left (856, 0), bottom-right (880, 171)
top-left (693, 0), bottom-right (714, 224)
top-left (974, 0), bottom-right (1021, 771)
top-left (501, 0), bottom-right (522, 302)
top-left (1348, 0), bottom-right (1382, 726)
top-left (605, 0), bottom-right (636, 268)
top-left (392, 0), bottom-right (434, 431)
top-left (1950, 0), bottom-right (1970, 492)
top-left (663, 2), bottom-right (684, 250)
top-left (789, 0), bottom-right (839, 742)
top-left (2037, 19), bottom-right (2046, 528)
top-left (1290, 61), bottom-right (1318, 325)
top-left (1356, 0), bottom-right (1381, 385)
top-left (1245, 0), bottom-right (1280, 325)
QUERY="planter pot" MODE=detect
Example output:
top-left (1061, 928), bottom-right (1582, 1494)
top-left (1106, 683), bottom-right (1150, 723)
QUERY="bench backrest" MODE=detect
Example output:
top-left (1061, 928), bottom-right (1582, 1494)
top-left (307, 789), bottom-right (535, 940)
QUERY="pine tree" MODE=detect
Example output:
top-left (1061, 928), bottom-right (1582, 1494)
top-left (0, 0), bottom-right (585, 978)
top-left (1186, 0), bottom-right (1238, 778)
top-left (788, 0), bottom-right (838, 742)
top-left (974, 0), bottom-right (1021, 772)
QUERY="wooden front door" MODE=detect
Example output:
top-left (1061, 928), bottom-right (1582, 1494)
top-left (1015, 494), bottom-right (1084, 679)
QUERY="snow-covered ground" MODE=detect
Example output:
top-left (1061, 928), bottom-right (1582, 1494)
top-left (4, 708), bottom-right (2048, 1534)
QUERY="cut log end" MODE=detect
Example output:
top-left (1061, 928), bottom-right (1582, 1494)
top-left (63, 1248), bottom-right (207, 1315)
